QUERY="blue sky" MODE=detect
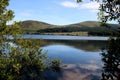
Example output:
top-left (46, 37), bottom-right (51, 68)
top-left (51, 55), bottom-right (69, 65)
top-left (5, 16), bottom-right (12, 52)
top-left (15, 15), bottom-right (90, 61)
top-left (8, 0), bottom-right (100, 25)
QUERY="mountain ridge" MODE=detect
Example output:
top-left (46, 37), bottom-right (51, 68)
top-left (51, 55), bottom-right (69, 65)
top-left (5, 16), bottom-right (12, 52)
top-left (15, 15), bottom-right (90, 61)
top-left (21, 20), bottom-right (120, 36)
top-left (21, 20), bottom-right (120, 28)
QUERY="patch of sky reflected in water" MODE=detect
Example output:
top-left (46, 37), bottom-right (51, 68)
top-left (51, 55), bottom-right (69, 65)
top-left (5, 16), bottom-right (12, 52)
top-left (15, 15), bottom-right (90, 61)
top-left (42, 44), bottom-right (102, 65)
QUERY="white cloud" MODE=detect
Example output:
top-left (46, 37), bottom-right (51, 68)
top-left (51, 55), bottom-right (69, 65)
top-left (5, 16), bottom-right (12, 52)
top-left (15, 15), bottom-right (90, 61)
top-left (59, 1), bottom-right (79, 8)
top-left (63, 63), bottom-right (100, 71)
top-left (58, 1), bottom-right (99, 12)
top-left (80, 64), bottom-right (100, 71)
top-left (80, 2), bottom-right (100, 12)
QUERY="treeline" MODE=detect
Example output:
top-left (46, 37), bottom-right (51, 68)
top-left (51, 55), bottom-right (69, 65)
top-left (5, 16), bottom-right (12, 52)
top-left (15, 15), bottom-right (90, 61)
top-left (37, 26), bottom-right (119, 36)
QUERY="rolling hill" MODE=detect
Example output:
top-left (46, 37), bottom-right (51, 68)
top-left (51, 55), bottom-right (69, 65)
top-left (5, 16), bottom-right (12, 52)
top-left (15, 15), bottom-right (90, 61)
top-left (21, 20), bottom-right (58, 33)
top-left (66, 21), bottom-right (120, 28)
top-left (21, 20), bottom-right (120, 36)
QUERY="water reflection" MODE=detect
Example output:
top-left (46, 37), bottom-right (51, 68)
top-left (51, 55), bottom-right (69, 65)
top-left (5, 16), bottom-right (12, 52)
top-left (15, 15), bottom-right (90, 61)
top-left (42, 44), bottom-right (102, 64)
top-left (41, 40), bottom-right (108, 52)
top-left (41, 40), bottom-right (108, 80)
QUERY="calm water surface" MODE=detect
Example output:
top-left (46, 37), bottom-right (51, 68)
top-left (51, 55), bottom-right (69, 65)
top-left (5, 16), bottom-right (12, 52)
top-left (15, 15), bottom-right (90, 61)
top-left (42, 44), bottom-right (102, 64)
top-left (39, 38), bottom-right (108, 80)
top-left (10, 35), bottom-right (108, 80)
top-left (24, 34), bottom-right (109, 40)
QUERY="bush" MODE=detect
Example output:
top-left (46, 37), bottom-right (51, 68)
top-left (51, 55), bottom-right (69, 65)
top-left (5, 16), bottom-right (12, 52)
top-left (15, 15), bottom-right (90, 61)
top-left (0, 39), bottom-right (61, 80)
top-left (0, 0), bottom-right (61, 79)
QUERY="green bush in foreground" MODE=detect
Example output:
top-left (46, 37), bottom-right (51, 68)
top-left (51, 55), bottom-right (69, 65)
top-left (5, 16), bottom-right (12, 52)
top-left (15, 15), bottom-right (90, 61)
top-left (0, 39), bottom-right (61, 80)
top-left (0, 0), bottom-right (61, 80)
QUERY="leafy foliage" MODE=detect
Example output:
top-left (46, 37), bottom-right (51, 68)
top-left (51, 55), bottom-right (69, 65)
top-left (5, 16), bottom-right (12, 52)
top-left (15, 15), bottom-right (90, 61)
top-left (0, 0), bottom-right (61, 80)
top-left (78, 0), bottom-right (120, 24)
top-left (77, 0), bottom-right (120, 80)
top-left (101, 38), bottom-right (120, 80)
top-left (98, 0), bottom-right (120, 24)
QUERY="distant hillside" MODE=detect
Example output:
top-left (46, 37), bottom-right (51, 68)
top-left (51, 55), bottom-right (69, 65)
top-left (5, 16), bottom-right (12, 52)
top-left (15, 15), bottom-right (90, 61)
top-left (21, 20), bottom-right (58, 33)
top-left (65, 21), bottom-right (120, 28)
top-left (67, 21), bottom-right (100, 27)
top-left (38, 21), bottom-right (120, 36)
top-left (21, 20), bottom-right (120, 36)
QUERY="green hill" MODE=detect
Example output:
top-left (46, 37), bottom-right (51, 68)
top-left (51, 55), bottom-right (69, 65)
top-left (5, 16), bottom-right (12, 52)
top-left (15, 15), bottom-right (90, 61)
top-left (37, 21), bottom-right (120, 36)
top-left (21, 20), bottom-right (120, 36)
top-left (21, 20), bottom-right (58, 33)
top-left (65, 21), bottom-right (120, 29)
top-left (67, 21), bottom-right (100, 27)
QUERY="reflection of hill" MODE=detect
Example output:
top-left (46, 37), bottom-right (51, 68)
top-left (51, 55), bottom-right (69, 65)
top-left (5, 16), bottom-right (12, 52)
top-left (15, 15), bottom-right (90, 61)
top-left (41, 40), bottom-right (108, 52)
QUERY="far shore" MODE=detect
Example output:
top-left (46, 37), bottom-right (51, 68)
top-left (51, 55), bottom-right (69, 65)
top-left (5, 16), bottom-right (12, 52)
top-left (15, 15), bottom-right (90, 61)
top-left (41, 32), bottom-right (88, 36)
top-left (25, 32), bottom-right (111, 37)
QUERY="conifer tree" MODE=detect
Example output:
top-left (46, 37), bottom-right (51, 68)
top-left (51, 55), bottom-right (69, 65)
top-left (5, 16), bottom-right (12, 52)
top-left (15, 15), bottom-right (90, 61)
top-left (0, 0), bottom-right (61, 79)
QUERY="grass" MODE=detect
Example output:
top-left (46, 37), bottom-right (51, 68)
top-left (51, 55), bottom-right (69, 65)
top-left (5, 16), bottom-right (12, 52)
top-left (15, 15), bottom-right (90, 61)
top-left (41, 32), bottom-right (88, 36)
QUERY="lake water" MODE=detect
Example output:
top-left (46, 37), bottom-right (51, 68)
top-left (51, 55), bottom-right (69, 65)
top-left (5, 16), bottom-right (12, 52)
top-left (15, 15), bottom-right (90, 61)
top-left (24, 35), bottom-right (108, 80)
top-left (40, 39), bottom-right (108, 80)
top-left (7, 34), bottom-right (109, 80)
top-left (24, 34), bottom-right (109, 40)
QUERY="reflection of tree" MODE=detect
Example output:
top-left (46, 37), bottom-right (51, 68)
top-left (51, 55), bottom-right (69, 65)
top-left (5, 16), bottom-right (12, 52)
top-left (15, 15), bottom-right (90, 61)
top-left (42, 40), bottom-right (107, 52)
top-left (101, 37), bottom-right (120, 80)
